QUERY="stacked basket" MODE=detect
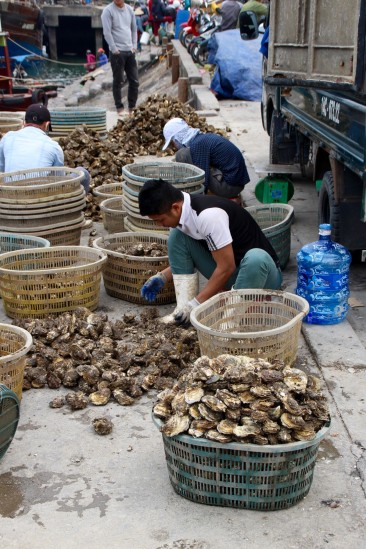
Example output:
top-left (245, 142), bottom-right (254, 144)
top-left (0, 167), bottom-right (86, 246)
top-left (121, 162), bottom-right (205, 233)
top-left (49, 107), bottom-right (107, 138)
top-left (93, 182), bottom-right (123, 206)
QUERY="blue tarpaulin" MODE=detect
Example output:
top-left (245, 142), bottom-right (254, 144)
top-left (208, 29), bottom-right (262, 101)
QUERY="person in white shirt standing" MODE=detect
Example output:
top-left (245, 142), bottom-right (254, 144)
top-left (0, 103), bottom-right (90, 194)
top-left (101, 0), bottom-right (139, 115)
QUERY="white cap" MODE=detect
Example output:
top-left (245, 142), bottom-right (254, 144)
top-left (162, 118), bottom-right (188, 150)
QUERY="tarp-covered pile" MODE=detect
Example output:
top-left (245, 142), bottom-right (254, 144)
top-left (208, 29), bottom-right (263, 101)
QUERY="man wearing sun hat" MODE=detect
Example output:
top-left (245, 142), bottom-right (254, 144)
top-left (162, 117), bottom-right (250, 204)
top-left (0, 103), bottom-right (90, 196)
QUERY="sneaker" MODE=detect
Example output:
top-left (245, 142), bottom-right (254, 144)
top-left (116, 106), bottom-right (124, 115)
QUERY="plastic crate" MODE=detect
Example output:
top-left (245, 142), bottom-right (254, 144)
top-left (153, 416), bottom-right (330, 511)
top-left (0, 385), bottom-right (20, 459)
top-left (190, 289), bottom-right (309, 366)
top-left (0, 325), bottom-right (32, 400)
top-left (0, 246), bottom-right (107, 319)
top-left (0, 233), bottom-right (50, 253)
top-left (100, 197), bottom-right (127, 233)
top-left (93, 232), bottom-right (175, 304)
top-left (245, 204), bottom-right (294, 269)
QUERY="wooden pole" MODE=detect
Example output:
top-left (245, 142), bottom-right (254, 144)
top-left (166, 43), bottom-right (173, 68)
top-left (162, 36), bottom-right (168, 56)
top-left (172, 53), bottom-right (180, 84)
top-left (178, 77), bottom-right (188, 103)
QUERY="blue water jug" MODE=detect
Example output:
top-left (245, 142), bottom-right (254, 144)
top-left (296, 224), bottom-right (352, 325)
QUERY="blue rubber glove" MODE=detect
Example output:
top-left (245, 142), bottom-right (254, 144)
top-left (174, 297), bottom-right (200, 326)
top-left (141, 272), bottom-right (167, 302)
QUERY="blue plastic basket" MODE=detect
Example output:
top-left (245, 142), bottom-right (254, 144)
top-left (0, 232), bottom-right (50, 253)
top-left (154, 416), bottom-right (330, 511)
top-left (0, 384), bottom-right (20, 460)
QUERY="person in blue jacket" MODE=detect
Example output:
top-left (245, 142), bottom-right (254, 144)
top-left (97, 48), bottom-right (109, 66)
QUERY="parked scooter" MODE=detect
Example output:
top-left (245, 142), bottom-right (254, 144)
top-left (178, 3), bottom-right (210, 48)
top-left (190, 13), bottom-right (221, 65)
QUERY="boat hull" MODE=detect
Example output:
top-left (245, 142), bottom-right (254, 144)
top-left (0, 1), bottom-right (43, 57)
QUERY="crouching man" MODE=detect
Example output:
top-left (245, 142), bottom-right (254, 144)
top-left (139, 179), bottom-right (282, 325)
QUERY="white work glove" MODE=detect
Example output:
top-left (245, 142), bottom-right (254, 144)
top-left (174, 298), bottom-right (200, 326)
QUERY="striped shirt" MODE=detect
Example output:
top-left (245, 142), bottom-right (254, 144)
top-left (189, 133), bottom-right (250, 190)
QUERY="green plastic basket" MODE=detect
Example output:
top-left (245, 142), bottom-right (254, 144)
top-left (0, 384), bottom-right (20, 460)
top-left (154, 416), bottom-right (330, 511)
top-left (245, 204), bottom-right (294, 269)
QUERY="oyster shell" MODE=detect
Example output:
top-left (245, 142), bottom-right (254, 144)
top-left (184, 386), bottom-right (204, 405)
top-left (280, 412), bottom-right (306, 429)
top-left (201, 394), bottom-right (227, 412)
top-left (283, 367), bottom-right (308, 393)
top-left (153, 401), bottom-right (172, 419)
top-left (217, 419), bottom-right (237, 435)
top-left (198, 403), bottom-right (223, 422)
top-left (205, 430), bottom-right (232, 443)
top-left (216, 389), bottom-right (241, 409)
top-left (113, 389), bottom-right (134, 406)
top-left (65, 392), bottom-right (89, 410)
top-left (92, 417), bottom-right (113, 436)
top-left (49, 396), bottom-right (65, 408)
top-left (188, 403), bottom-right (202, 419)
top-left (161, 414), bottom-right (190, 437)
top-left (89, 388), bottom-right (111, 406)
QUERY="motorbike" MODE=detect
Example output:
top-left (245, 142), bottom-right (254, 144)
top-left (178, 5), bottom-right (210, 48)
top-left (190, 13), bottom-right (221, 65)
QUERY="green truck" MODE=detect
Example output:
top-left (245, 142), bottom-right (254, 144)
top-left (257, 0), bottom-right (366, 252)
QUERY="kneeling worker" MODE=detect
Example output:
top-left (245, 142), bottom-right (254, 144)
top-left (162, 118), bottom-right (250, 204)
top-left (139, 179), bottom-right (282, 324)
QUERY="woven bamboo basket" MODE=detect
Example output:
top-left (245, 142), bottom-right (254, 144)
top-left (0, 233), bottom-right (50, 253)
top-left (93, 183), bottom-right (123, 205)
top-left (124, 216), bottom-right (167, 235)
top-left (0, 168), bottom-right (84, 201)
top-left (93, 232), bottom-right (175, 304)
top-left (0, 203), bottom-right (85, 230)
top-left (31, 219), bottom-right (85, 246)
top-left (0, 118), bottom-right (23, 133)
top-left (0, 188), bottom-right (85, 211)
top-left (0, 246), bottom-right (107, 319)
top-left (0, 324), bottom-right (32, 400)
top-left (100, 197), bottom-right (127, 233)
top-left (190, 289), bottom-right (309, 366)
top-left (245, 204), bottom-right (294, 269)
top-left (122, 162), bottom-right (205, 193)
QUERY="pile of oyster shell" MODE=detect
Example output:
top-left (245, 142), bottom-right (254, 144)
top-left (153, 354), bottom-right (330, 444)
top-left (58, 93), bottom-right (227, 221)
top-left (115, 242), bottom-right (167, 257)
top-left (14, 307), bottom-right (199, 411)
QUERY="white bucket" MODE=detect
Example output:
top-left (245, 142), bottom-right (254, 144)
top-left (140, 31), bottom-right (150, 45)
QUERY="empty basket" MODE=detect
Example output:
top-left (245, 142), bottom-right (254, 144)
top-left (0, 232), bottom-right (50, 253)
top-left (245, 204), bottom-right (294, 269)
top-left (0, 324), bottom-right (33, 400)
top-left (190, 289), bottom-right (309, 366)
top-left (93, 232), bottom-right (175, 304)
top-left (100, 197), bottom-right (127, 233)
top-left (0, 246), bottom-right (107, 319)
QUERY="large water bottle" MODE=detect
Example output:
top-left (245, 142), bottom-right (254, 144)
top-left (296, 224), bottom-right (352, 325)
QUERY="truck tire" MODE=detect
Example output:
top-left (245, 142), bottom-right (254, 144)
top-left (318, 171), bottom-right (340, 241)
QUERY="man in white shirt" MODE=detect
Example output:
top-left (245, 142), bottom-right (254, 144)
top-left (139, 178), bottom-right (282, 325)
top-left (0, 103), bottom-right (90, 194)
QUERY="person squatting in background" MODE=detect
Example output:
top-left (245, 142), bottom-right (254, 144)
top-left (85, 49), bottom-right (96, 72)
top-left (97, 48), bottom-right (109, 66)
top-left (162, 117), bottom-right (250, 204)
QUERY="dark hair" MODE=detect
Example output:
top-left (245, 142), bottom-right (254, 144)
top-left (139, 179), bottom-right (184, 216)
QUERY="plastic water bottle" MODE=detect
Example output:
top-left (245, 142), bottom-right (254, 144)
top-left (296, 224), bottom-right (352, 324)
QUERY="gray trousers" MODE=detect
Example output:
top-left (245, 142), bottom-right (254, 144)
top-left (110, 51), bottom-right (139, 109)
top-left (175, 147), bottom-right (244, 198)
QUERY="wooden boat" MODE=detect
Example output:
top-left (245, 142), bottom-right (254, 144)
top-left (0, 0), bottom-right (44, 57)
top-left (0, 30), bottom-right (54, 111)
